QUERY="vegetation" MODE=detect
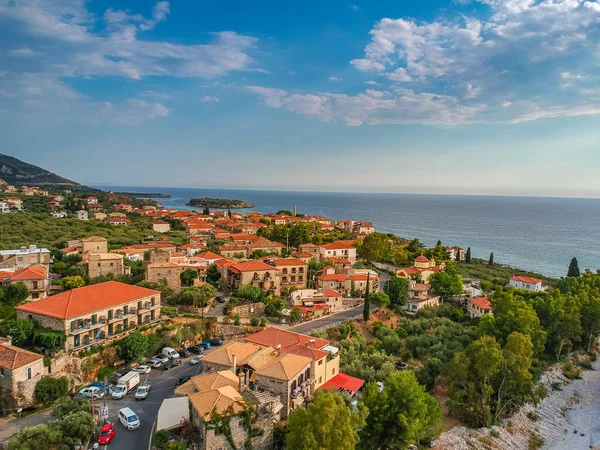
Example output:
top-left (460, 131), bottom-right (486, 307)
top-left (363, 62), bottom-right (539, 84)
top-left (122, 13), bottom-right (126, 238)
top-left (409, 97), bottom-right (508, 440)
top-left (455, 258), bottom-right (555, 287)
top-left (429, 262), bottom-right (462, 299)
top-left (117, 331), bottom-right (149, 362)
top-left (0, 318), bottom-right (65, 351)
top-left (363, 277), bottom-right (371, 321)
top-left (186, 197), bottom-right (254, 208)
top-left (567, 257), bottom-right (580, 277)
top-left (34, 376), bottom-right (70, 404)
top-left (383, 276), bottom-right (409, 309)
top-left (286, 391), bottom-right (366, 450)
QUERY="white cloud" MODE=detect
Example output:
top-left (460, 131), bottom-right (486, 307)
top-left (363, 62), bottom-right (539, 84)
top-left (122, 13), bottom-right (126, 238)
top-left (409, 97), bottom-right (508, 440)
top-left (365, 80), bottom-right (381, 86)
top-left (140, 90), bottom-right (174, 100)
top-left (9, 48), bottom-right (38, 57)
top-left (561, 72), bottom-right (587, 80)
top-left (350, 59), bottom-right (386, 71)
top-left (349, 4), bottom-right (362, 11)
top-left (388, 68), bottom-right (412, 82)
top-left (201, 95), bottom-right (220, 103)
top-left (328, 76), bottom-right (342, 81)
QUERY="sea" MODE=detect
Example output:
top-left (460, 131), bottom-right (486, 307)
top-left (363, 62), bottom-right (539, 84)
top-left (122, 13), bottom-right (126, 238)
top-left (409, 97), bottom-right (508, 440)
top-left (94, 186), bottom-right (600, 279)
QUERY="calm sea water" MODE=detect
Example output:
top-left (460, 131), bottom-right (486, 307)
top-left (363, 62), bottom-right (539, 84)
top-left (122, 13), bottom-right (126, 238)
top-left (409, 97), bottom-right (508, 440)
top-left (96, 186), bottom-right (600, 278)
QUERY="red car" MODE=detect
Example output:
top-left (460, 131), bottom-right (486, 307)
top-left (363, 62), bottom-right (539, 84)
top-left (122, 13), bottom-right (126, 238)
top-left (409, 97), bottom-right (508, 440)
top-left (98, 424), bottom-right (116, 445)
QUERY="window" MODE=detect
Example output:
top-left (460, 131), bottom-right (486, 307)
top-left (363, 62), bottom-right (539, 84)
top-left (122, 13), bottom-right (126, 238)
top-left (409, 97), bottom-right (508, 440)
top-left (0, 368), bottom-right (4, 377)
top-left (319, 377), bottom-right (322, 384)
top-left (332, 368), bottom-right (336, 375)
top-left (318, 359), bottom-right (323, 366)
top-left (26, 368), bottom-right (32, 380)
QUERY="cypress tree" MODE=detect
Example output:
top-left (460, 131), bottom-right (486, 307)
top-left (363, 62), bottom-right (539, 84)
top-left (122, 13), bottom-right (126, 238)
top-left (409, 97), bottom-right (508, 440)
top-left (488, 252), bottom-right (494, 265)
top-left (455, 249), bottom-right (461, 262)
top-left (567, 257), bottom-right (580, 277)
top-left (228, 208), bottom-right (232, 217)
top-left (466, 247), bottom-right (472, 264)
top-left (363, 275), bottom-right (371, 321)
top-left (436, 240), bottom-right (442, 247)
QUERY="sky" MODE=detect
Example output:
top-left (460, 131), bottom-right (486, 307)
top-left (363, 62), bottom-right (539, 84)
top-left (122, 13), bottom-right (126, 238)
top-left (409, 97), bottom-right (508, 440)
top-left (1, 0), bottom-right (600, 197)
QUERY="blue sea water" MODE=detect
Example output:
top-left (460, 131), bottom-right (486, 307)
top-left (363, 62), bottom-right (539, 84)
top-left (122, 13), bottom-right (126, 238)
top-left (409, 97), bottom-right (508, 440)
top-left (95, 186), bottom-right (600, 278)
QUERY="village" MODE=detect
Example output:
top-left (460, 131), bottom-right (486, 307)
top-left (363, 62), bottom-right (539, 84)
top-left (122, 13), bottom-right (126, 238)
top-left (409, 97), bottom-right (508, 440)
top-left (0, 182), bottom-right (575, 450)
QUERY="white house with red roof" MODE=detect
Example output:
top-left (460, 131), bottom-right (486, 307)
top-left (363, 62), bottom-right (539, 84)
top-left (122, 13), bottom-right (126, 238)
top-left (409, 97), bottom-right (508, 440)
top-left (466, 296), bottom-right (493, 318)
top-left (107, 217), bottom-right (132, 225)
top-left (319, 240), bottom-right (357, 264)
top-left (509, 275), bottom-right (544, 292)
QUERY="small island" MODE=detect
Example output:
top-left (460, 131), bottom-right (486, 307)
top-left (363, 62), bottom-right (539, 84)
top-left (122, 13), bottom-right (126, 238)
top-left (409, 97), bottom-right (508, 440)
top-left (116, 192), bottom-right (171, 198)
top-left (186, 197), bottom-right (254, 208)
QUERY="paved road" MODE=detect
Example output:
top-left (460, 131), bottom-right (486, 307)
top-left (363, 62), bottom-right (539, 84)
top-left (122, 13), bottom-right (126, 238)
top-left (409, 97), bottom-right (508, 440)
top-left (95, 351), bottom-right (213, 450)
top-left (0, 409), bottom-right (53, 445)
top-left (289, 304), bottom-right (365, 334)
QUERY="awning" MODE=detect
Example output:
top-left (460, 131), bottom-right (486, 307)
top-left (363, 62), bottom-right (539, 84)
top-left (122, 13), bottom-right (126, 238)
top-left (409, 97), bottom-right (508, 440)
top-left (156, 397), bottom-right (190, 431)
top-left (317, 373), bottom-right (365, 395)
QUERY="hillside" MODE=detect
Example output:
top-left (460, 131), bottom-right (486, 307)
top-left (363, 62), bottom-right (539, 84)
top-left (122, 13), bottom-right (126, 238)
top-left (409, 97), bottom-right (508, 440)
top-left (0, 153), bottom-right (93, 190)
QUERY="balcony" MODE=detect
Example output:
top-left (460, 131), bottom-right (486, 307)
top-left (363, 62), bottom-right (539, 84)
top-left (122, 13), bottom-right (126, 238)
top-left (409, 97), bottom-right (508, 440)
top-left (70, 336), bottom-right (105, 350)
top-left (70, 319), bottom-right (106, 335)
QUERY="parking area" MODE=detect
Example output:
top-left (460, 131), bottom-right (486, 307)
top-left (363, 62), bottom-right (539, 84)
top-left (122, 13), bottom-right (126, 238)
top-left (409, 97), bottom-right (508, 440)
top-left (93, 348), bottom-right (215, 450)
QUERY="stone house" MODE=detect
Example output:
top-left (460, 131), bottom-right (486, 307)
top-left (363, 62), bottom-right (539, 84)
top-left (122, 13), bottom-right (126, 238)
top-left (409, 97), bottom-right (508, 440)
top-left (467, 296), bottom-right (493, 318)
top-left (348, 272), bottom-right (379, 295)
top-left (290, 251), bottom-right (313, 264)
top-left (76, 210), bottom-right (89, 220)
top-left (218, 245), bottom-right (248, 259)
top-left (15, 281), bottom-right (161, 351)
top-left (319, 241), bottom-right (357, 264)
top-left (146, 261), bottom-right (182, 292)
top-left (403, 280), bottom-right (440, 313)
top-left (0, 245), bottom-right (51, 273)
top-left (445, 246), bottom-right (465, 261)
top-left (353, 221), bottom-right (375, 235)
top-left (246, 237), bottom-right (284, 256)
top-left (290, 289), bottom-right (344, 312)
top-left (86, 253), bottom-right (128, 279)
top-left (266, 257), bottom-right (307, 291)
top-left (225, 260), bottom-right (281, 296)
top-left (298, 243), bottom-right (320, 259)
top-left (0, 337), bottom-right (45, 414)
top-left (152, 221), bottom-right (171, 233)
top-left (0, 267), bottom-right (50, 301)
top-left (315, 273), bottom-right (351, 295)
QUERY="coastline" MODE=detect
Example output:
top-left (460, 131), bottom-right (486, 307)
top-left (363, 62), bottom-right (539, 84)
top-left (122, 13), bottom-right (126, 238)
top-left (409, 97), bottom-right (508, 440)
top-left (434, 356), bottom-right (600, 450)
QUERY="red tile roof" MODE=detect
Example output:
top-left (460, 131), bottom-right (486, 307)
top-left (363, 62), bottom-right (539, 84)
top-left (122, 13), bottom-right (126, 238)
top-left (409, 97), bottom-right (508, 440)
top-left (214, 258), bottom-right (234, 268)
top-left (414, 255), bottom-right (430, 263)
top-left (511, 275), bottom-right (543, 284)
top-left (317, 372), bottom-right (365, 394)
top-left (195, 251), bottom-right (223, 260)
top-left (16, 281), bottom-right (160, 319)
top-left (272, 258), bottom-right (307, 267)
top-left (244, 328), bottom-right (330, 360)
top-left (321, 289), bottom-right (342, 297)
top-left (0, 344), bottom-right (43, 370)
top-left (350, 273), bottom-right (378, 281)
top-left (228, 260), bottom-right (276, 273)
top-left (7, 267), bottom-right (47, 280)
top-left (317, 274), bottom-right (350, 282)
top-left (320, 240), bottom-right (356, 250)
top-left (468, 296), bottom-right (492, 310)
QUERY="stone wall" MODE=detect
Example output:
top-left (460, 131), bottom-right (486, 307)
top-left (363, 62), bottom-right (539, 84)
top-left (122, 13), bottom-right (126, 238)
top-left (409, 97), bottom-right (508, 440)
top-left (231, 302), bottom-right (265, 319)
top-left (87, 256), bottom-right (125, 279)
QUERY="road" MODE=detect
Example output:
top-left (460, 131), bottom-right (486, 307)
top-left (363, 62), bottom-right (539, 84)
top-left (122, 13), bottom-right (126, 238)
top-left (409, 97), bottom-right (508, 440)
top-left (289, 304), bottom-right (365, 334)
top-left (96, 352), bottom-right (211, 450)
top-left (0, 409), bottom-right (53, 445)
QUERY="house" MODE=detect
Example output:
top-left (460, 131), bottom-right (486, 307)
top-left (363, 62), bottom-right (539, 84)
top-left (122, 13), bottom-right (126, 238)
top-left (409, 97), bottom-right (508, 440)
top-left (93, 212), bottom-right (107, 220)
top-left (509, 275), bottom-right (544, 292)
top-left (107, 217), bottom-right (132, 226)
top-left (0, 245), bottom-right (51, 273)
top-left (152, 221), bottom-right (171, 233)
top-left (112, 203), bottom-right (133, 212)
top-left (246, 237), bottom-right (284, 256)
top-left (298, 243), bottom-right (320, 260)
top-left (5, 197), bottom-right (22, 210)
top-left (86, 196), bottom-right (98, 204)
top-left (353, 221), bottom-right (375, 235)
top-left (88, 204), bottom-right (104, 213)
top-left (177, 243), bottom-right (207, 257)
top-left (0, 337), bottom-right (45, 413)
top-left (108, 212), bottom-right (127, 218)
top-left (290, 252), bottom-right (313, 263)
top-left (171, 370), bottom-right (282, 450)
top-left (218, 245), bottom-right (248, 259)
top-left (76, 210), bottom-right (89, 220)
top-left (316, 273), bottom-right (351, 295)
top-left (51, 211), bottom-right (68, 218)
top-left (194, 251), bottom-right (223, 265)
top-left (61, 236), bottom-right (109, 257)
top-left (225, 260), bottom-right (281, 295)
top-left (319, 241), bottom-right (357, 264)
top-left (403, 279), bottom-right (440, 313)
top-left (291, 288), bottom-right (345, 312)
top-left (146, 262), bottom-right (182, 292)
top-left (0, 202), bottom-right (10, 213)
top-left (86, 253), bottom-right (128, 279)
top-left (396, 256), bottom-right (444, 284)
top-left (0, 267), bottom-right (50, 301)
top-left (266, 258), bottom-right (308, 290)
top-left (467, 296), bottom-right (493, 318)
top-left (15, 281), bottom-right (161, 351)
top-left (349, 272), bottom-right (379, 294)
top-left (446, 246), bottom-right (465, 261)
top-left (334, 220), bottom-right (354, 231)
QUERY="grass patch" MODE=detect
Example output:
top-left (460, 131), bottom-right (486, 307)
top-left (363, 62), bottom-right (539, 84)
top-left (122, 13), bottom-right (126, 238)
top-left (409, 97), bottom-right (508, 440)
top-left (528, 431), bottom-right (544, 450)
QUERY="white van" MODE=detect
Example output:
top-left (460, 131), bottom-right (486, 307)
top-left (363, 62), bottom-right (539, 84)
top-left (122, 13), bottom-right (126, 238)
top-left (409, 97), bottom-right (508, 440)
top-left (118, 407), bottom-right (140, 430)
top-left (162, 347), bottom-right (180, 359)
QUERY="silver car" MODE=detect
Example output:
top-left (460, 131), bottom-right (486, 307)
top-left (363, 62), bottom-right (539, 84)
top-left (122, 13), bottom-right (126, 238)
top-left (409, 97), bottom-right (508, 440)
top-left (134, 384), bottom-right (151, 400)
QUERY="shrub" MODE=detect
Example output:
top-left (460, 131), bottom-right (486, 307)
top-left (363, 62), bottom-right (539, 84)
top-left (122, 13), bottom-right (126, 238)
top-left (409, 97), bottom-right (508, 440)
top-left (154, 430), bottom-right (171, 449)
top-left (528, 431), bottom-right (544, 450)
top-left (575, 359), bottom-right (593, 370)
top-left (551, 381), bottom-right (563, 391)
top-left (97, 366), bottom-right (115, 381)
top-left (250, 316), bottom-right (260, 327)
top-left (34, 376), bottom-right (69, 404)
top-left (233, 313), bottom-right (241, 326)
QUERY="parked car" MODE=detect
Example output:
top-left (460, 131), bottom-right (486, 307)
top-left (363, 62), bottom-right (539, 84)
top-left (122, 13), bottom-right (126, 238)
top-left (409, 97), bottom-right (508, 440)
top-left (175, 376), bottom-right (191, 387)
top-left (118, 407), bottom-right (140, 431)
top-left (187, 345), bottom-right (204, 354)
top-left (162, 358), bottom-right (181, 370)
top-left (162, 347), bottom-right (180, 359)
top-left (79, 386), bottom-right (104, 399)
top-left (97, 424), bottom-right (116, 445)
top-left (147, 358), bottom-right (162, 368)
top-left (135, 384), bottom-right (151, 400)
top-left (209, 338), bottom-right (224, 346)
top-left (190, 355), bottom-right (204, 365)
top-left (200, 341), bottom-right (212, 349)
top-left (216, 296), bottom-right (226, 303)
top-left (133, 365), bottom-right (151, 374)
top-left (179, 348), bottom-right (191, 358)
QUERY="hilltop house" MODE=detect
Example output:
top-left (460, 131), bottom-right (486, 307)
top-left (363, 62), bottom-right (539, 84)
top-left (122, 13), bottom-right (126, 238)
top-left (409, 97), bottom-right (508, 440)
top-left (509, 276), bottom-right (544, 292)
top-left (0, 245), bottom-right (51, 273)
top-left (396, 256), bottom-right (443, 284)
top-left (225, 260), bottom-right (281, 295)
top-left (0, 267), bottom-right (50, 301)
top-left (319, 241), bottom-right (357, 264)
top-left (467, 296), bottom-right (493, 318)
top-left (403, 279), bottom-right (440, 313)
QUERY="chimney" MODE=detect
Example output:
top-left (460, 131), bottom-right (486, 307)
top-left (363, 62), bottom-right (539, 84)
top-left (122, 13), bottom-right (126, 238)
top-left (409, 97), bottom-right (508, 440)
top-left (293, 205), bottom-right (297, 216)
top-left (29, 244), bottom-right (37, 253)
top-left (238, 373), bottom-right (245, 392)
top-left (232, 354), bottom-right (237, 375)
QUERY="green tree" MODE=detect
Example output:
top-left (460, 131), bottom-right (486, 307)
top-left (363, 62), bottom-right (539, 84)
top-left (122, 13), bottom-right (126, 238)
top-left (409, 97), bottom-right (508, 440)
top-left (51, 411), bottom-right (94, 450)
top-left (488, 252), bottom-right (494, 265)
top-left (580, 294), bottom-right (600, 352)
top-left (384, 276), bottom-right (409, 309)
top-left (567, 257), bottom-right (580, 277)
top-left (7, 424), bottom-right (61, 450)
top-left (52, 397), bottom-right (91, 419)
top-left (370, 292), bottom-right (391, 308)
top-left (363, 276), bottom-right (371, 321)
top-left (5, 283), bottom-right (30, 303)
top-left (34, 376), bottom-right (69, 404)
top-left (465, 247), bottom-right (472, 264)
top-left (289, 308), bottom-right (302, 323)
top-left (277, 209), bottom-right (293, 216)
top-left (0, 318), bottom-right (35, 346)
top-left (359, 371), bottom-right (442, 450)
top-left (237, 285), bottom-right (263, 301)
top-left (180, 269), bottom-right (199, 286)
top-left (117, 331), bottom-right (149, 362)
top-left (429, 267), bottom-right (462, 300)
top-left (286, 391), bottom-right (366, 450)
top-left (61, 275), bottom-right (85, 290)
top-left (206, 263), bottom-right (221, 284)
top-left (356, 233), bottom-right (390, 262)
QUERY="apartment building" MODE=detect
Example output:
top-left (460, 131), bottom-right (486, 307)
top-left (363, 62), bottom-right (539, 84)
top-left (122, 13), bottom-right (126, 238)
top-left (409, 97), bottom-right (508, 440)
top-left (0, 245), bottom-right (51, 273)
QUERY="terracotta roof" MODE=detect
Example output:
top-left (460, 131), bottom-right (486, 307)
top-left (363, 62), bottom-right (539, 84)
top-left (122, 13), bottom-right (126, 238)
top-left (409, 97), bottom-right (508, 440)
top-left (291, 252), bottom-right (313, 258)
top-left (202, 341), bottom-right (264, 367)
top-left (87, 253), bottom-right (123, 261)
top-left (414, 255), bottom-right (430, 262)
top-left (468, 296), bottom-right (492, 310)
top-left (350, 273), bottom-right (378, 281)
top-left (317, 273), bottom-right (350, 282)
top-left (16, 281), bottom-right (160, 319)
top-left (147, 261), bottom-right (180, 268)
top-left (195, 251), bottom-right (222, 260)
top-left (317, 372), bottom-right (365, 394)
top-left (228, 260), bottom-right (276, 273)
top-left (214, 258), bottom-right (235, 268)
top-left (0, 344), bottom-right (42, 370)
top-left (188, 385), bottom-right (245, 421)
top-left (183, 370), bottom-right (240, 394)
top-left (10, 267), bottom-right (47, 280)
top-left (320, 240), bottom-right (356, 250)
top-left (272, 258), bottom-right (307, 267)
top-left (321, 289), bottom-right (342, 297)
top-left (80, 236), bottom-right (107, 243)
top-left (411, 283), bottom-right (430, 292)
top-left (254, 352), bottom-right (312, 381)
top-left (153, 220), bottom-right (169, 225)
top-left (397, 266), bottom-right (420, 275)
top-left (329, 257), bottom-right (351, 264)
top-left (511, 275), bottom-right (543, 284)
top-left (244, 328), bottom-right (330, 361)
top-left (218, 245), bottom-right (246, 252)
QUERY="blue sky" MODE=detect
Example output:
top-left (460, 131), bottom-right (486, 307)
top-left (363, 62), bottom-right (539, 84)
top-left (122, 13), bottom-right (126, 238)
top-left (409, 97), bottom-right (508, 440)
top-left (1, 0), bottom-right (600, 197)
